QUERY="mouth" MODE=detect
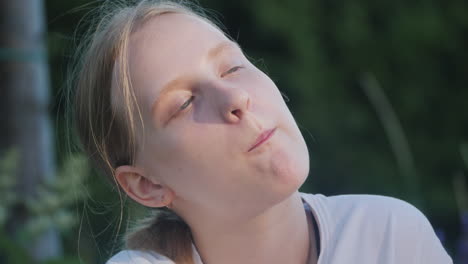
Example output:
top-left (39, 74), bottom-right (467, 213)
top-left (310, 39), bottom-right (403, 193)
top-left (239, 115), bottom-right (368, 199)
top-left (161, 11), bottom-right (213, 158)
top-left (248, 128), bottom-right (277, 152)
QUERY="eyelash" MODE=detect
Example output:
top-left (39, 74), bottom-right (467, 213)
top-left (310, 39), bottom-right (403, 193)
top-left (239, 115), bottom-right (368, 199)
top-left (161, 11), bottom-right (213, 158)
top-left (178, 65), bottom-right (244, 111)
top-left (221, 65), bottom-right (243, 78)
top-left (179, 95), bottom-right (194, 110)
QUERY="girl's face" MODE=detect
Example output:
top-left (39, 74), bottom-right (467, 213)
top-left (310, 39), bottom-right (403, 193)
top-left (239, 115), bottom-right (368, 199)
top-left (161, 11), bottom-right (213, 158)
top-left (126, 13), bottom-right (309, 220)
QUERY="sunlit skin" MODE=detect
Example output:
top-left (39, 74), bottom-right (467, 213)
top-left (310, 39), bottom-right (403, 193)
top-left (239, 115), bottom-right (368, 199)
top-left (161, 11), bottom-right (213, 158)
top-left (114, 13), bottom-right (315, 264)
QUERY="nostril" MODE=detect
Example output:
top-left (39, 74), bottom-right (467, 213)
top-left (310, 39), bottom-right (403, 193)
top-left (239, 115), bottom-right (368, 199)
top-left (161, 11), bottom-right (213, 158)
top-left (231, 109), bottom-right (242, 119)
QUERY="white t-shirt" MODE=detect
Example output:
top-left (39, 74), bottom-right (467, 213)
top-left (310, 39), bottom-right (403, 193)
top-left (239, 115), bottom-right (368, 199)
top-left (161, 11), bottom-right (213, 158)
top-left (107, 193), bottom-right (453, 263)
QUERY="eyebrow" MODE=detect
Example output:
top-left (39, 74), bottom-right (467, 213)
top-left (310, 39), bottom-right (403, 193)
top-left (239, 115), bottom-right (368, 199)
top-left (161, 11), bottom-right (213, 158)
top-left (151, 41), bottom-right (241, 118)
top-left (207, 41), bottom-right (240, 61)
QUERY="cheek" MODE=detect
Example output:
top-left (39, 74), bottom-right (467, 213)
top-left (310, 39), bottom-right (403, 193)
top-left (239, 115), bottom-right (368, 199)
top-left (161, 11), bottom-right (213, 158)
top-left (157, 129), bottom-right (204, 164)
top-left (274, 130), bottom-right (309, 176)
top-left (148, 126), bottom-right (225, 179)
top-left (256, 72), bottom-right (292, 114)
top-left (142, 128), bottom-right (195, 175)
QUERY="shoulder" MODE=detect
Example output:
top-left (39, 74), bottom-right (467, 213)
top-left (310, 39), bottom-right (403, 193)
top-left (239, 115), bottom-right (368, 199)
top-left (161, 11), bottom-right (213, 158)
top-left (301, 193), bottom-right (452, 263)
top-left (329, 194), bottom-right (424, 221)
top-left (303, 192), bottom-right (426, 224)
top-left (314, 193), bottom-right (430, 237)
top-left (106, 250), bottom-right (174, 264)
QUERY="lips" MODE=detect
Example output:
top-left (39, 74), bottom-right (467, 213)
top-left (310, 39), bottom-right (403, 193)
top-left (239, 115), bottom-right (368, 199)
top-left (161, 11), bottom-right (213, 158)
top-left (248, 128), bottom-right (276, 152)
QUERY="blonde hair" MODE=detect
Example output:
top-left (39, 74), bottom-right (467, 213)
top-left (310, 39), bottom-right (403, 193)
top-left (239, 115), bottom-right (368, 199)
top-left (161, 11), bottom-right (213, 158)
top-left (70, 1), bottom-right (226, 263)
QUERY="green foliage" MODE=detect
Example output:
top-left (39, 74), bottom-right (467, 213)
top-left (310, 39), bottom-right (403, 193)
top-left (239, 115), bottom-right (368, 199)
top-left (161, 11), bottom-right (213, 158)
top-left (42, 257), bottom-right (83, 264)
top-left (22, 155), bottom-right (88, 239)
top-left (0, 232), bottom-right (33, 264)
top-left (0, 149), bottom-right (18, 227)
top-left (0, 152), bottom-right (89, 263)
top-left (461, 143), bottom-right (468, 170)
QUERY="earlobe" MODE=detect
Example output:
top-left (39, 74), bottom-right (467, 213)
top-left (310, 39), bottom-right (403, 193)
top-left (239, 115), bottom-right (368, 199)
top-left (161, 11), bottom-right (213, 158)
top-left (114, 165), bottom-right (174, 208)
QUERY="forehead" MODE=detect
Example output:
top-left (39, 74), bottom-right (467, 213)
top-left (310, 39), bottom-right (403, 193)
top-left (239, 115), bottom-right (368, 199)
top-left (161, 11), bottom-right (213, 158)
top-left (128, 13), bottom-right (229, 110)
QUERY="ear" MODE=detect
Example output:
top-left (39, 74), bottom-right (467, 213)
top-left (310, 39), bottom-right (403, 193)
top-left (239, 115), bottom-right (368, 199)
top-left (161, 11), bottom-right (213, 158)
top-left (114, 165), bottom-right (174, 208)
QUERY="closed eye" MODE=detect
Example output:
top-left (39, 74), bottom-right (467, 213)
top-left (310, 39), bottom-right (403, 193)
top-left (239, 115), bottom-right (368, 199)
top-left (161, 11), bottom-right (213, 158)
top-left (221, 66), bottom-right (244, 78)
top-left (180, 96), bottom-right (195, 110)
top-left (175, 66), bottom-right (243, 116)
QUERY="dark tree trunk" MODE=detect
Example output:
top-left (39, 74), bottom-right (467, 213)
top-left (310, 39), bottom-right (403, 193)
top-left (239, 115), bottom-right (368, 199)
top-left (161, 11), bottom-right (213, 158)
top-left (0, 0), bottom-right (62, 261)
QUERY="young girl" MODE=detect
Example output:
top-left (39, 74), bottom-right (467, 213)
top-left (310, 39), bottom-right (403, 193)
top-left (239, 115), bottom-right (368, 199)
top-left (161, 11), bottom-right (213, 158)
top-left (71, 1), bottom-right (452, 263)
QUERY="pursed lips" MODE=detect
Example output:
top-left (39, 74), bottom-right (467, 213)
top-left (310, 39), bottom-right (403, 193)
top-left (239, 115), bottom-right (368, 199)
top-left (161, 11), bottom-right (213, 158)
top-left (248, 128), bottom-right (277, 152)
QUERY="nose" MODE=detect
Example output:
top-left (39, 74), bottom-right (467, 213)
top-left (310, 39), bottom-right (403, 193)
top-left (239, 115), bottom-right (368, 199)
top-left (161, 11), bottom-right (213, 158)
top-left (216, 84), bottom-right (251, 123)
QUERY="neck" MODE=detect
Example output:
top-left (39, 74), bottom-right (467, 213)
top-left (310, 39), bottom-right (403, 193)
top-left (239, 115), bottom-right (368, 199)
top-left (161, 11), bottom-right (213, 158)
top-left (188, 192), bottom-right (312, 264)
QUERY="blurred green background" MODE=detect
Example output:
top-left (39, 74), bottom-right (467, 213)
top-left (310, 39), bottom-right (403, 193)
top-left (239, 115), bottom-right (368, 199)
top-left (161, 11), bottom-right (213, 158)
top-left (1, 0), bottom-right (467, 263)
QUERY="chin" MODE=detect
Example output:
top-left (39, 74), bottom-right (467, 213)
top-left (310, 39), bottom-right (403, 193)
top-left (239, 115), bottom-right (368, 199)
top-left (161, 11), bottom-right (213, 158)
top-left (269, 146), bottom-right (309, 201)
